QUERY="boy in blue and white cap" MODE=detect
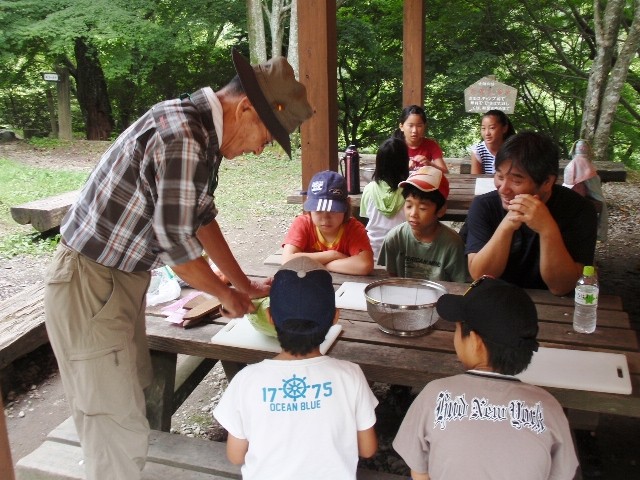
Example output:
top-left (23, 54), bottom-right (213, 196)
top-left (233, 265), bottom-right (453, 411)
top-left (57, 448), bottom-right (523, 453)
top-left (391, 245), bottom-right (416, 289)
top-left (214, 257), bottom-right (378, 479)
top-left (281, 170), bottom-right (374, 275)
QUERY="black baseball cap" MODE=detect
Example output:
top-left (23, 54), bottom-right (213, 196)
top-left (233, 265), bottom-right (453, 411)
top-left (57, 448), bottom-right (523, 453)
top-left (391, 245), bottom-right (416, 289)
top-left (436, 277), bottom-right (539, 351)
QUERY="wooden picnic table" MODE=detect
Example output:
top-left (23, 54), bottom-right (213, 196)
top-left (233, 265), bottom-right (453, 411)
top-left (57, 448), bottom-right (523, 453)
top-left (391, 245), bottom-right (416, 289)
top-left (288, 163), bottom-right (605, 221)
top-left (354, 153), bottom-right (627, 182)
top-left (287, 173), bottom-right (489, 222)
top-left (143, 264), bottom-right (640, 433)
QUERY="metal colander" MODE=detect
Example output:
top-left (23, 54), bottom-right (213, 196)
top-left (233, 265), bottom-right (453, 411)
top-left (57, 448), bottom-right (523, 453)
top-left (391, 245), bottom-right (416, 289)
top-left (364, 278), bottom-right (447, 336)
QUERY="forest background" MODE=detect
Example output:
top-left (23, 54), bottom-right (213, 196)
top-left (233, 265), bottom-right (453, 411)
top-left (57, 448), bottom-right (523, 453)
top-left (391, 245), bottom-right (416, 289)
top-left (0, 0), bottom-right (639, 167)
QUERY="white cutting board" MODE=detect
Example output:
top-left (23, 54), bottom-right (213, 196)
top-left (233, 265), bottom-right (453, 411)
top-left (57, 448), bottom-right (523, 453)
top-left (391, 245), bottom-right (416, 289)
top-left (211, 316), bottom-right (342, 355)
top-left (516, 347), bottom-right (631, 394)
top-left (335, 282), bottom-right (369, 311)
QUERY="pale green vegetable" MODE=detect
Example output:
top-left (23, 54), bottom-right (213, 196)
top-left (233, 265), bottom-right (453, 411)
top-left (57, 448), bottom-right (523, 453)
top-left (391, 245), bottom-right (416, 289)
top-left (247, 297), bottom-right (276, 337)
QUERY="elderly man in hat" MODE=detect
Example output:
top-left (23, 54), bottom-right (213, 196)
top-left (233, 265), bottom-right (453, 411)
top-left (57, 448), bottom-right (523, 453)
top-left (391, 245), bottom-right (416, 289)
top-left (44, 49), bottom-right (313, 480)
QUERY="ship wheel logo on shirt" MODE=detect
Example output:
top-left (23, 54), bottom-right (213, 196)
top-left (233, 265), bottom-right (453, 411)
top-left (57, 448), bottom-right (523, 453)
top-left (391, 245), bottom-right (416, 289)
top-left (280, 374), bottom-right (309, 401)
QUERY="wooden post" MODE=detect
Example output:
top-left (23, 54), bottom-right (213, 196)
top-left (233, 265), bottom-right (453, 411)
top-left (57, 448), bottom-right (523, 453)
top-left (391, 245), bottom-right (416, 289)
top-left (45, 88), bottom-right (59, 138)
top-left (403, 0), bottom-right (426, 107)
top-left (297, 0), bottom-right (338, 190)
top-left (1, 396), bottom-right (16, 480)
top-left (55, 66), bottom-right (72, 141)
top-left (144, 350), bottom-right (177, 432)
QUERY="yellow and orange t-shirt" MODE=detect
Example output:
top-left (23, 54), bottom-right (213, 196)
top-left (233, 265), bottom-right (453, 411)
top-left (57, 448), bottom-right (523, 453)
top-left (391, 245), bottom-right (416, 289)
top-left (282, 215), bottom-right (372, 256)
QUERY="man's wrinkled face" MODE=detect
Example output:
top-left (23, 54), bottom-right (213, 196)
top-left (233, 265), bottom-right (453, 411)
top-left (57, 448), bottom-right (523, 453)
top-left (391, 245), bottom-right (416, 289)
top-left (221, 100), bottom-right (274, 159)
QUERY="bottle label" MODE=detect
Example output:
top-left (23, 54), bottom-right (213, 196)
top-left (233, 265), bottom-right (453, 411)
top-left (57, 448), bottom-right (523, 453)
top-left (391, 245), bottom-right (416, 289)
top-left (575, 288), bottom-right (598, 306)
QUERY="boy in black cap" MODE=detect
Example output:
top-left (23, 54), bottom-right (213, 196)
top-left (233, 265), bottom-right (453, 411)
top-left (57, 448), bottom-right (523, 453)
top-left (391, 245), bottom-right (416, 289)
top-left (393, 277), bottom-right (578, 479)
top-left (214, 257), bottom-right (378, 479)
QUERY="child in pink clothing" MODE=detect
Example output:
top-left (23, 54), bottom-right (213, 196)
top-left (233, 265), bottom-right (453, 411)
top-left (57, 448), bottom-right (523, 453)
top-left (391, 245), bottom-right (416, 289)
top-left (394, 105), bottom-right (448, 173)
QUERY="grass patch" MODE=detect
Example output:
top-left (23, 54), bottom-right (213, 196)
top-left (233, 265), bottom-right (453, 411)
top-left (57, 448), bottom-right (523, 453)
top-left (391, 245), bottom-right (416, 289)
top-left (214, 149), bottom-right (303, 223)
top-left (26, 137), bottom-right (69, 149)
top-left (0, 158), bottom-right (89, 205)
top-left (0, 146), bottom-right (302, 257)
top-left (0, 158), bottom-right (89, 256)
top-left (0, 231), bottom-right (62, 257)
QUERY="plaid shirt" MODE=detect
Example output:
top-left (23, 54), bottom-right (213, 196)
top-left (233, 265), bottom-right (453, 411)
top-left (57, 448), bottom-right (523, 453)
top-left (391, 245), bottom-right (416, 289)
top-left (61, 88), bottom-right (220, 271)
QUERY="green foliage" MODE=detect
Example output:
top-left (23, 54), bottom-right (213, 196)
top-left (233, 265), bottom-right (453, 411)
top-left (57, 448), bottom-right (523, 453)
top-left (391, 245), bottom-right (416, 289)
top-left (1, 0), bottom-right (638, 166)
top-left (336, 0), bottom-right (404, 149)
top-left (0, 231), bottom-right (61, 257)
top-left (0, 0), bottom-right (245, 134)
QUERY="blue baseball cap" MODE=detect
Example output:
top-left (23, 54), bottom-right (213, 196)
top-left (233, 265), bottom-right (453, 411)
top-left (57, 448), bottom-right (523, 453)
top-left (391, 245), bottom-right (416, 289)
top-left (303, 170), bottom-right (349, 213)
top-left (270, 257), bottom-right (336, 334)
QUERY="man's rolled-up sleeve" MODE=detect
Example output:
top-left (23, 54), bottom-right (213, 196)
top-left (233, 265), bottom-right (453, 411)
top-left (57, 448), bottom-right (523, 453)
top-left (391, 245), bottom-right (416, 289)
top-left (153, 135), bottom-right (215, 266)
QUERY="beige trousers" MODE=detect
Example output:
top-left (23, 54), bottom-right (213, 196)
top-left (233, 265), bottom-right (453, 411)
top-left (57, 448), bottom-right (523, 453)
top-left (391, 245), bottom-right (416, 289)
top-left (44, 244), bottom-right (152, 480)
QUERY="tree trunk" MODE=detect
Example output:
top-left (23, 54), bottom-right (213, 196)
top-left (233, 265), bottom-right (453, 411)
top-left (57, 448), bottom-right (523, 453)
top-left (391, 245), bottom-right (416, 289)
top-left (74, 37), bottom-right (113, 141)
top-left (288, 0), bottom-right (299, 77)
top-left (247, 0), bottom-right (267, 63)
top-left (45, 88), bottom-right (58, 138)
top-left (579, 0), bottom-right (640, 161)
top-left (55, 66), bottom-right (72, 141)
top-left (591, 0), bottom-right (640, 160)
top-left (266, 0), bottom-right (291, 57)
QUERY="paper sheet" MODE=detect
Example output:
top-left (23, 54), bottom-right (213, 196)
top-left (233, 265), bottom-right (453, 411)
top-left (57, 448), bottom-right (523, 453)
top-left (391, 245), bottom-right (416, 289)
top-left (474, 177), bottom-right (496, 196)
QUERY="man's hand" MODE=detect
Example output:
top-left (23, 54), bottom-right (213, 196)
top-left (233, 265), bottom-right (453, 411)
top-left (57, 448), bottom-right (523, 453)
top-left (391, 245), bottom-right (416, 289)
top-left (499, 207), bottom-right (524, 233)
top-left (218, 279), bottom-right (273, 317)
top-left (245, 278), bottom-right (272, 299)
top-left (507, 194), bottom-right (554, 234)
top-left (218, 288), bottom-right (254, 318)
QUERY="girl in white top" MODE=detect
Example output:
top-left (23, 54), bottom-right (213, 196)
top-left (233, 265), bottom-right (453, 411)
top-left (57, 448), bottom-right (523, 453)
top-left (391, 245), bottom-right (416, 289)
top-left (470, 109), bottom-right (515, 174)
top-left (360, 137), bottom-right (410, 261)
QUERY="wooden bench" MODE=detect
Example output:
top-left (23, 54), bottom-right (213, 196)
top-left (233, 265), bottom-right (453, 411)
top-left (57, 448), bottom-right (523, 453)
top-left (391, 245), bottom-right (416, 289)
top-left (0, 282), bottom-right (48, 388)
top-left (10, 190), bottom-right (79, 233)
top-left (15, 417), bottom-right (405, 480)
top-left (9, 155), bottom-right (626, 234)
top-left (457, 159), bottom-right (626, 181)
top-left (0, 279), bottom-right (216, 412)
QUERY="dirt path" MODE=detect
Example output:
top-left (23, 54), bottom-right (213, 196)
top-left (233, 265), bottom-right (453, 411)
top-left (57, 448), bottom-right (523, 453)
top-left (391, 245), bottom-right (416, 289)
top-left (2, 140), bottom-right (639, 477)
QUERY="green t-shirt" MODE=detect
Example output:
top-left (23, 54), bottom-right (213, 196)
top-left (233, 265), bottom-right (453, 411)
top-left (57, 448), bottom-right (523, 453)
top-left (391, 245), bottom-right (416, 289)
top-left (378, 222), bottom-right (468, 282)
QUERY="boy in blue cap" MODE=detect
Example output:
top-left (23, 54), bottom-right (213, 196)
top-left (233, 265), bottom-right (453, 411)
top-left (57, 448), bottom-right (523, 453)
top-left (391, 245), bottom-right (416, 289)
top-left (282, 170), bottom-right (375, 275)
top-left (214, 257), bottom-right (378, 479)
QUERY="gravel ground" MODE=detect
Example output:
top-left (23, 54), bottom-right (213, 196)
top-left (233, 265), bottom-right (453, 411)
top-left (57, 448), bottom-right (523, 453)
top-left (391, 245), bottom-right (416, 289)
top-left (2, 140), bottom-right (639, 476)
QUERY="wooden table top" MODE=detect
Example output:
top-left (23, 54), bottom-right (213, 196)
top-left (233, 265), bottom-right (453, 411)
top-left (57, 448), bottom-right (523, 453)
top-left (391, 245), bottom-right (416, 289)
top-left (145, 264), bottom-right (640, 419)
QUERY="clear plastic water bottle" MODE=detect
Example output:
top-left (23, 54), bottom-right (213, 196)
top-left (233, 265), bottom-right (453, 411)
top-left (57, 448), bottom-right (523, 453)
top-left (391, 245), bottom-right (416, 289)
top-left (573, 266), bottom-right (599, 334)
